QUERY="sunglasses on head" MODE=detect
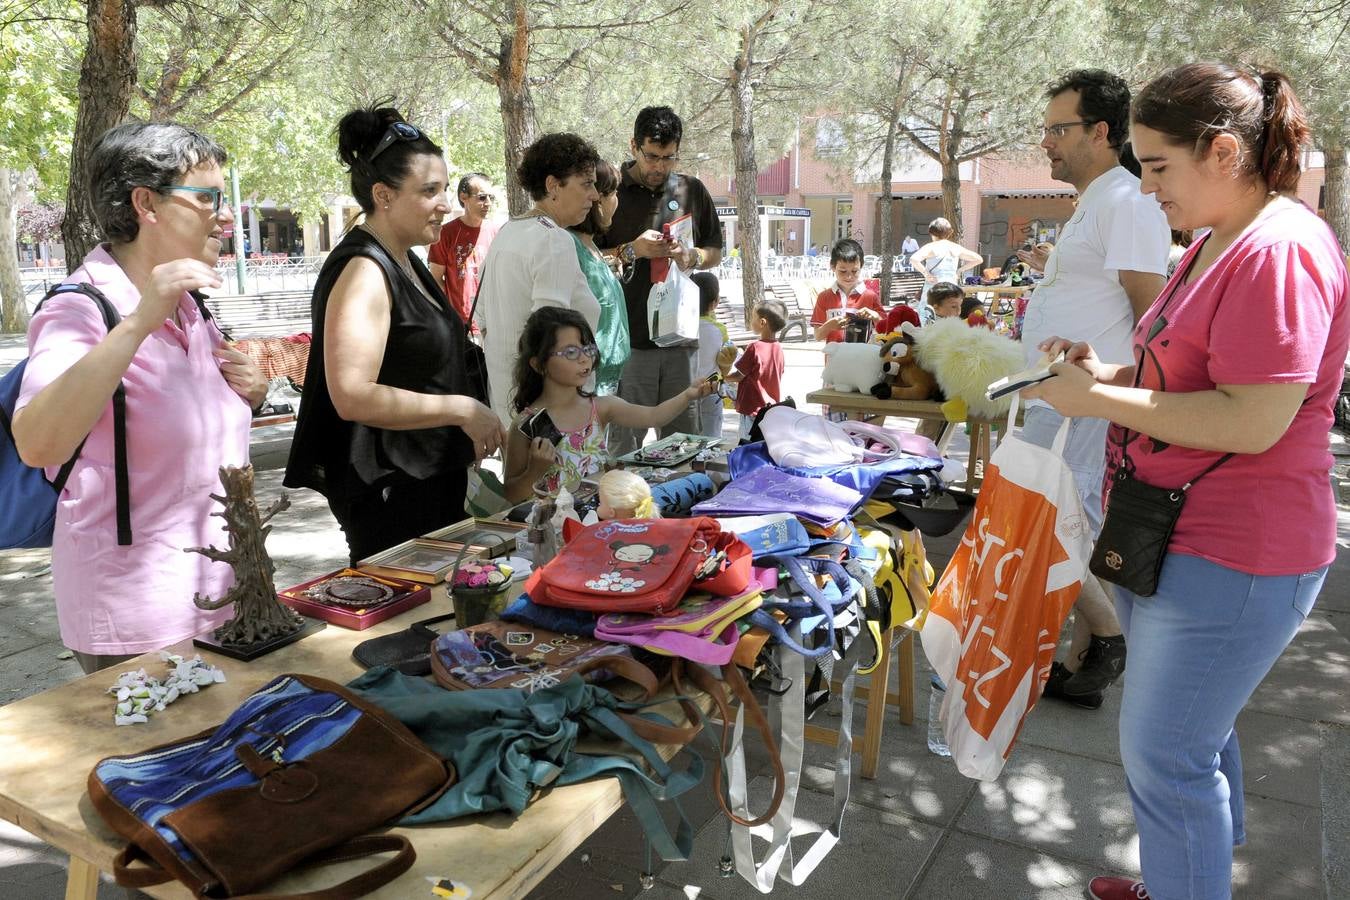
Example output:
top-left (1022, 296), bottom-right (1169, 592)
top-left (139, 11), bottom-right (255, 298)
top-left (368, 122), bottom-right (422, 162)
top-left (549, 343), bottom-right (599, 361)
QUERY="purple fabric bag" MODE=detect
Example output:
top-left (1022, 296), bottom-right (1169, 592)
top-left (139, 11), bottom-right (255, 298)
top-left (691, 467), bottom-right (864, 527)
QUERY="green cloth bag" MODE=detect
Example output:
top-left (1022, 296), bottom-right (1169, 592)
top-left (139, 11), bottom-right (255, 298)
top-left (346, 667), bottom-right (702, 861)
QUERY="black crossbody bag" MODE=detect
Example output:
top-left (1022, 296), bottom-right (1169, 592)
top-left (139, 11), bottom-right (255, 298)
top-left (1089, 250), bottom-right (1232, 597)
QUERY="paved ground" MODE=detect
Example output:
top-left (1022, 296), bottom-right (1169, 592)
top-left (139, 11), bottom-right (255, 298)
top-left (1, 329), bottom-right (1347, 899)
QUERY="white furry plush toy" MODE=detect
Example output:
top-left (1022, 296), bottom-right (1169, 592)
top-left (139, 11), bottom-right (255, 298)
top-left (902, 319), bottom-right (1024, 419)
top-left (821, 342), bottom-right (884, 393)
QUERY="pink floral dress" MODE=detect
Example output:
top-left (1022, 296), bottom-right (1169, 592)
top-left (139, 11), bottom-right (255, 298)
top-left (526, 397), bottom-right (609, 493)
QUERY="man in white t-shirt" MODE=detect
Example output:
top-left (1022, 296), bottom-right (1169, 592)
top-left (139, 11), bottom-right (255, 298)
top-left (1018, 69), bottom-right (1170, 710)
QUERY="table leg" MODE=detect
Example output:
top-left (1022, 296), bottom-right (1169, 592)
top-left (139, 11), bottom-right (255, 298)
top-left (896, 631), bottom-right (916, 726)
top-left (65, 855), bottom-right (99, 900)
top-left (860, 627), bottom-right (895, 780)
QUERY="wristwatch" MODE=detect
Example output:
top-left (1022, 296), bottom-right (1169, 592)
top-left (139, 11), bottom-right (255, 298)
top-left (621, 242), bottom-right (637, 264)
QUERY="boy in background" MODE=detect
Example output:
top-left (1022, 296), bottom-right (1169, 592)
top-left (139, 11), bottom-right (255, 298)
top-left (960, 296), bottom-right (994, 329)
top-left (692, 272), bottom-right (736, 438)
top-left (810, 239), bottom-right (882, 342)
top-left (927, 282), bottom-right (965, 319)
top-left (725, 300), bottom-right (788, 439)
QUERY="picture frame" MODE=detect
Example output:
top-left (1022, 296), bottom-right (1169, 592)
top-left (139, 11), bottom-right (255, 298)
top-left (277, 568), bottom-right (430, 630)
top-left (421, 518), bottom-right (526, 559)
top-left (357, 539), bottom-right (470, 584)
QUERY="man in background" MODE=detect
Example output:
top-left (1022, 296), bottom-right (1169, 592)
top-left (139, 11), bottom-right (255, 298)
top-left (1019, 69), bottom-right (1170, 710)
top-left (602, 106), bottom-right (724, 453)
top-left (429, 172), bottom-right (499, 328)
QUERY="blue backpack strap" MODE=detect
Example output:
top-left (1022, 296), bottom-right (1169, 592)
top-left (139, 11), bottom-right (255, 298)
top-left (38, 282), bottom-right (132, 546)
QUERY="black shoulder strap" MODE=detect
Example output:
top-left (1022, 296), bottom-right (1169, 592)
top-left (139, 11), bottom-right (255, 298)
top-left (190, 290), bottom-right (231, 342)
top-left (39, 282), bottom-right (132, 546)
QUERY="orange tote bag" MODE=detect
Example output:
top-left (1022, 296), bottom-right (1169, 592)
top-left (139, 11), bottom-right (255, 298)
top-left (920, 397), bottom-right (1093, 780)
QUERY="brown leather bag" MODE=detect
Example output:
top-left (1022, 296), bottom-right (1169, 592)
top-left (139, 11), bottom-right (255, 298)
top-left (88, 673), bottom-right (455, 899)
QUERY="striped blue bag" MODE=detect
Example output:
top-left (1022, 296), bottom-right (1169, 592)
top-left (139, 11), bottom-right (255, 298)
top-left (88, 673), bottom-right (453, 898)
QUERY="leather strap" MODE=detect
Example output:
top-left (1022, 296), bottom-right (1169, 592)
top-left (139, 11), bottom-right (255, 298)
top-left (114, 834), bottom-right (417, 899)
top-left (673, 660), bottom-right (786, 828)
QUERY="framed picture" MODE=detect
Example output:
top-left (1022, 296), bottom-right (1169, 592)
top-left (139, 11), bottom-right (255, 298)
top-left (357, 539), bottom-right (470, 584)
top-left (421, 518), bottom-right (525, 558)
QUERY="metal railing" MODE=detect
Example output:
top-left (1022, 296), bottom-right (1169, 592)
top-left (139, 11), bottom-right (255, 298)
top-left (18, 257), bottom-right (327, 311)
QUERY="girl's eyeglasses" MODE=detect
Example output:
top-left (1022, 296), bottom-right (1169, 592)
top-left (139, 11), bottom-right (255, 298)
top-left (369, 122), bottom-right (422, 162)
top-left (163, 185), bottom-right (227, 214)
top-left (549, 344), bottom-right (599, 361)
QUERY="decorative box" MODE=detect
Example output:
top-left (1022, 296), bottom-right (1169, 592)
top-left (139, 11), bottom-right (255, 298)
top-left (278, 568), bottom-right (430, 630)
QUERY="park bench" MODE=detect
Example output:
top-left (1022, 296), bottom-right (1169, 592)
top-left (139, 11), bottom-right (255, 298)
top-left (202, 289), bottom-right (313, 426)
top-left (714, 304), bottom-right (758, 346)
top-left (763, 280), bottom-right (811, 341)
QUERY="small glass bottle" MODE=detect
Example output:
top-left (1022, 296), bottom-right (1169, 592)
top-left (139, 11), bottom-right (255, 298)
top-left (927, 674), bottom-right (952, 757)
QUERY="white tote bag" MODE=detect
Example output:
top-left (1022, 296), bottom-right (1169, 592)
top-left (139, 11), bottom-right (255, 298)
top-left (647, 265), bottom-right (701, 347)
top-left (759, 405), bottom-right (900, 469)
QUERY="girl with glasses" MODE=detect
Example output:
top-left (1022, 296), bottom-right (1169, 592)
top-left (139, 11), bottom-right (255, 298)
top-left (10, 122), bottom-right (267, 673)
top-left (1026, 64), bottom-right (1348, 900)
top-left (502, 307), bottom-right (713, 501)
top-left (285, 103), bottom-right (504, 563)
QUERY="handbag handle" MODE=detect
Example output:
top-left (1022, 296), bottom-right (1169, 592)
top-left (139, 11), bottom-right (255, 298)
top-left (113, 834), bottom-right (416, 899)
top-left (672, 660), bottom-right (786, 829)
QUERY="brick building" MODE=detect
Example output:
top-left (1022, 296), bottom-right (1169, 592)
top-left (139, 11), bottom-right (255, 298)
top-left (701, 117), bottom-right (1329, 268)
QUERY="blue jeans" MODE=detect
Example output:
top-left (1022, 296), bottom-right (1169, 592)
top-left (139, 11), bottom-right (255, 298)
top-left (1114, 553), bottom-right (1325, 900)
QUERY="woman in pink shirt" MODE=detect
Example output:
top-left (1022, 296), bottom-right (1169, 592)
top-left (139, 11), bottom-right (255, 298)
top-left (13, 123), bottom-right (267, 673)
top-left (1028, 65), bottom-right (1348, 900)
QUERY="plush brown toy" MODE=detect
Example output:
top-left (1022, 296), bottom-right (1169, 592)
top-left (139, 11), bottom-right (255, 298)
top-left (870, 331), bottom-right (939, 401)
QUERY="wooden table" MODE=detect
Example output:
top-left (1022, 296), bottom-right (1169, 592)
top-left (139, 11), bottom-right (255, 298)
top-left (0, 592), bottom-right (692, 900)
top-left (805, 390), bottom-right (1006, 492)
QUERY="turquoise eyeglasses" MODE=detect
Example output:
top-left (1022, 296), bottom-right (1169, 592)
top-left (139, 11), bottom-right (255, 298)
top-left (163, 185), bottom-right (227, 214)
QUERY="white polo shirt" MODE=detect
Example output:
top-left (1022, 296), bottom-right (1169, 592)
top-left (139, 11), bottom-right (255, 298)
top-left (1020, 165), bottom-right (1170, 374)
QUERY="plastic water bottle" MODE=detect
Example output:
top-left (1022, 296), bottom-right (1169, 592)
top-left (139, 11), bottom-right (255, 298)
top-left (927, 675), bottom-right (952, 757)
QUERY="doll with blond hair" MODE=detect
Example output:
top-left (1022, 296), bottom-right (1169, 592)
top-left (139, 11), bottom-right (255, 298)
top-left (596, 469), bottom-right (659, 520)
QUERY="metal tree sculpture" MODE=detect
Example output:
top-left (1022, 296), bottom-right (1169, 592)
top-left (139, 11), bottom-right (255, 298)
top-left (187, 464), bottom-right (302, 646)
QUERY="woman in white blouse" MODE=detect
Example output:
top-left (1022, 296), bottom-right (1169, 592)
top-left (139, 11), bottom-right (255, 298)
top-left (476, 133), bottom-right (602, 423)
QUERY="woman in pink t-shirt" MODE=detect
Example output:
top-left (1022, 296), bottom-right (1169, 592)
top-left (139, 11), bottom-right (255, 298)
top-left (1028, 65), bottom-right (1348, 900)
top-left (13, 123), bottom-right (268, 673)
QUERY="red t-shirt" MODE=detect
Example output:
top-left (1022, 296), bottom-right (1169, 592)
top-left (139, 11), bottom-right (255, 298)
top-left (880, 303), bottom-right (921, 334)
top-left (1104, 202), bottom-right (1348, 575)
top-left (427, 217), bottom-right (500, 323)
top-left (811, 286), bottom-right (883, 342)
top-left (734, 340), bottom-right (785, 416)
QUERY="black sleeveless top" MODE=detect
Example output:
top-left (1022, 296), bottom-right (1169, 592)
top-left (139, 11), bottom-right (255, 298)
top-left (284, 229), bottom-right (487, 506)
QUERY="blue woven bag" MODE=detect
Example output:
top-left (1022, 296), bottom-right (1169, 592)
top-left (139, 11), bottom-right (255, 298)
top-left (87, 673), bottom-right (453, 898)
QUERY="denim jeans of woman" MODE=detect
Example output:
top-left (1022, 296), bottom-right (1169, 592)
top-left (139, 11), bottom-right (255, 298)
top-left (1113, 552), bottom-right (1326, 900)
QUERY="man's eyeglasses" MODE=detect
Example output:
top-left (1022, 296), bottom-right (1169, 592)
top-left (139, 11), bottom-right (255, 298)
top-left (163, 185), bottom-right (228, 214)
top-left (466, 192), bottom-right (493, 203)
top-left (1040, 120), bottom-right (1097, 140)
top-left (550, 343), bottom-right (599, 361)
top-left (638, 149), bottom-right (680, 165)
top-left (369, 122), bottom-right (422, 162)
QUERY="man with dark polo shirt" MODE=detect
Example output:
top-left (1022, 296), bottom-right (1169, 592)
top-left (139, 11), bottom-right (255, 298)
top-left (602, 106), bottom-right (723, 453)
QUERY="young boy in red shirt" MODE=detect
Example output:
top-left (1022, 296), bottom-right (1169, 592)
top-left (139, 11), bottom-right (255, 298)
top-left (726, 300), bottom-right (788, 439)
top-left (811, 239), bottom-right (882, 342)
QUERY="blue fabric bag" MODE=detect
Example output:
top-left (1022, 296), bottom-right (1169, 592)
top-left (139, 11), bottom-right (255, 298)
top-left (1, 282), bottom-right (130, 549)
top-left (727, 440), bottom-right (944, 498)
top-left (717, 513), bottom-right (812, 560)
top-left (500, 593), bottom-right (599, 636)
top-left (649, 472), bottom-right (716, 517)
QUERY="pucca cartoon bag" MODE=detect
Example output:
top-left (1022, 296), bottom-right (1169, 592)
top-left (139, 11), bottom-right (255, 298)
top-left (524, 517), bottom-right (752, 616)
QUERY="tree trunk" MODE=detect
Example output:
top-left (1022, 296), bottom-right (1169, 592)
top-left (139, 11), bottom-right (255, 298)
top-left (0, 169), bottom-right (29, 334)
top-left (62, 0), bottom-right (139, 265)
top-left (1323, 143), bottom-right (1350, 255)
top-left (731, 50), bottom-right (763, 328)
top-left (877, 107), bottom-right (900, 304)
top-left (497, 1), bottom-right (536, 217)
top-left (940, 154), bottom-right (962, 244)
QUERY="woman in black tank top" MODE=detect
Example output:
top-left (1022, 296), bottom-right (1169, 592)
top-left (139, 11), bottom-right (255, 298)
top-left (284, 105), bottom-right (505, 563)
